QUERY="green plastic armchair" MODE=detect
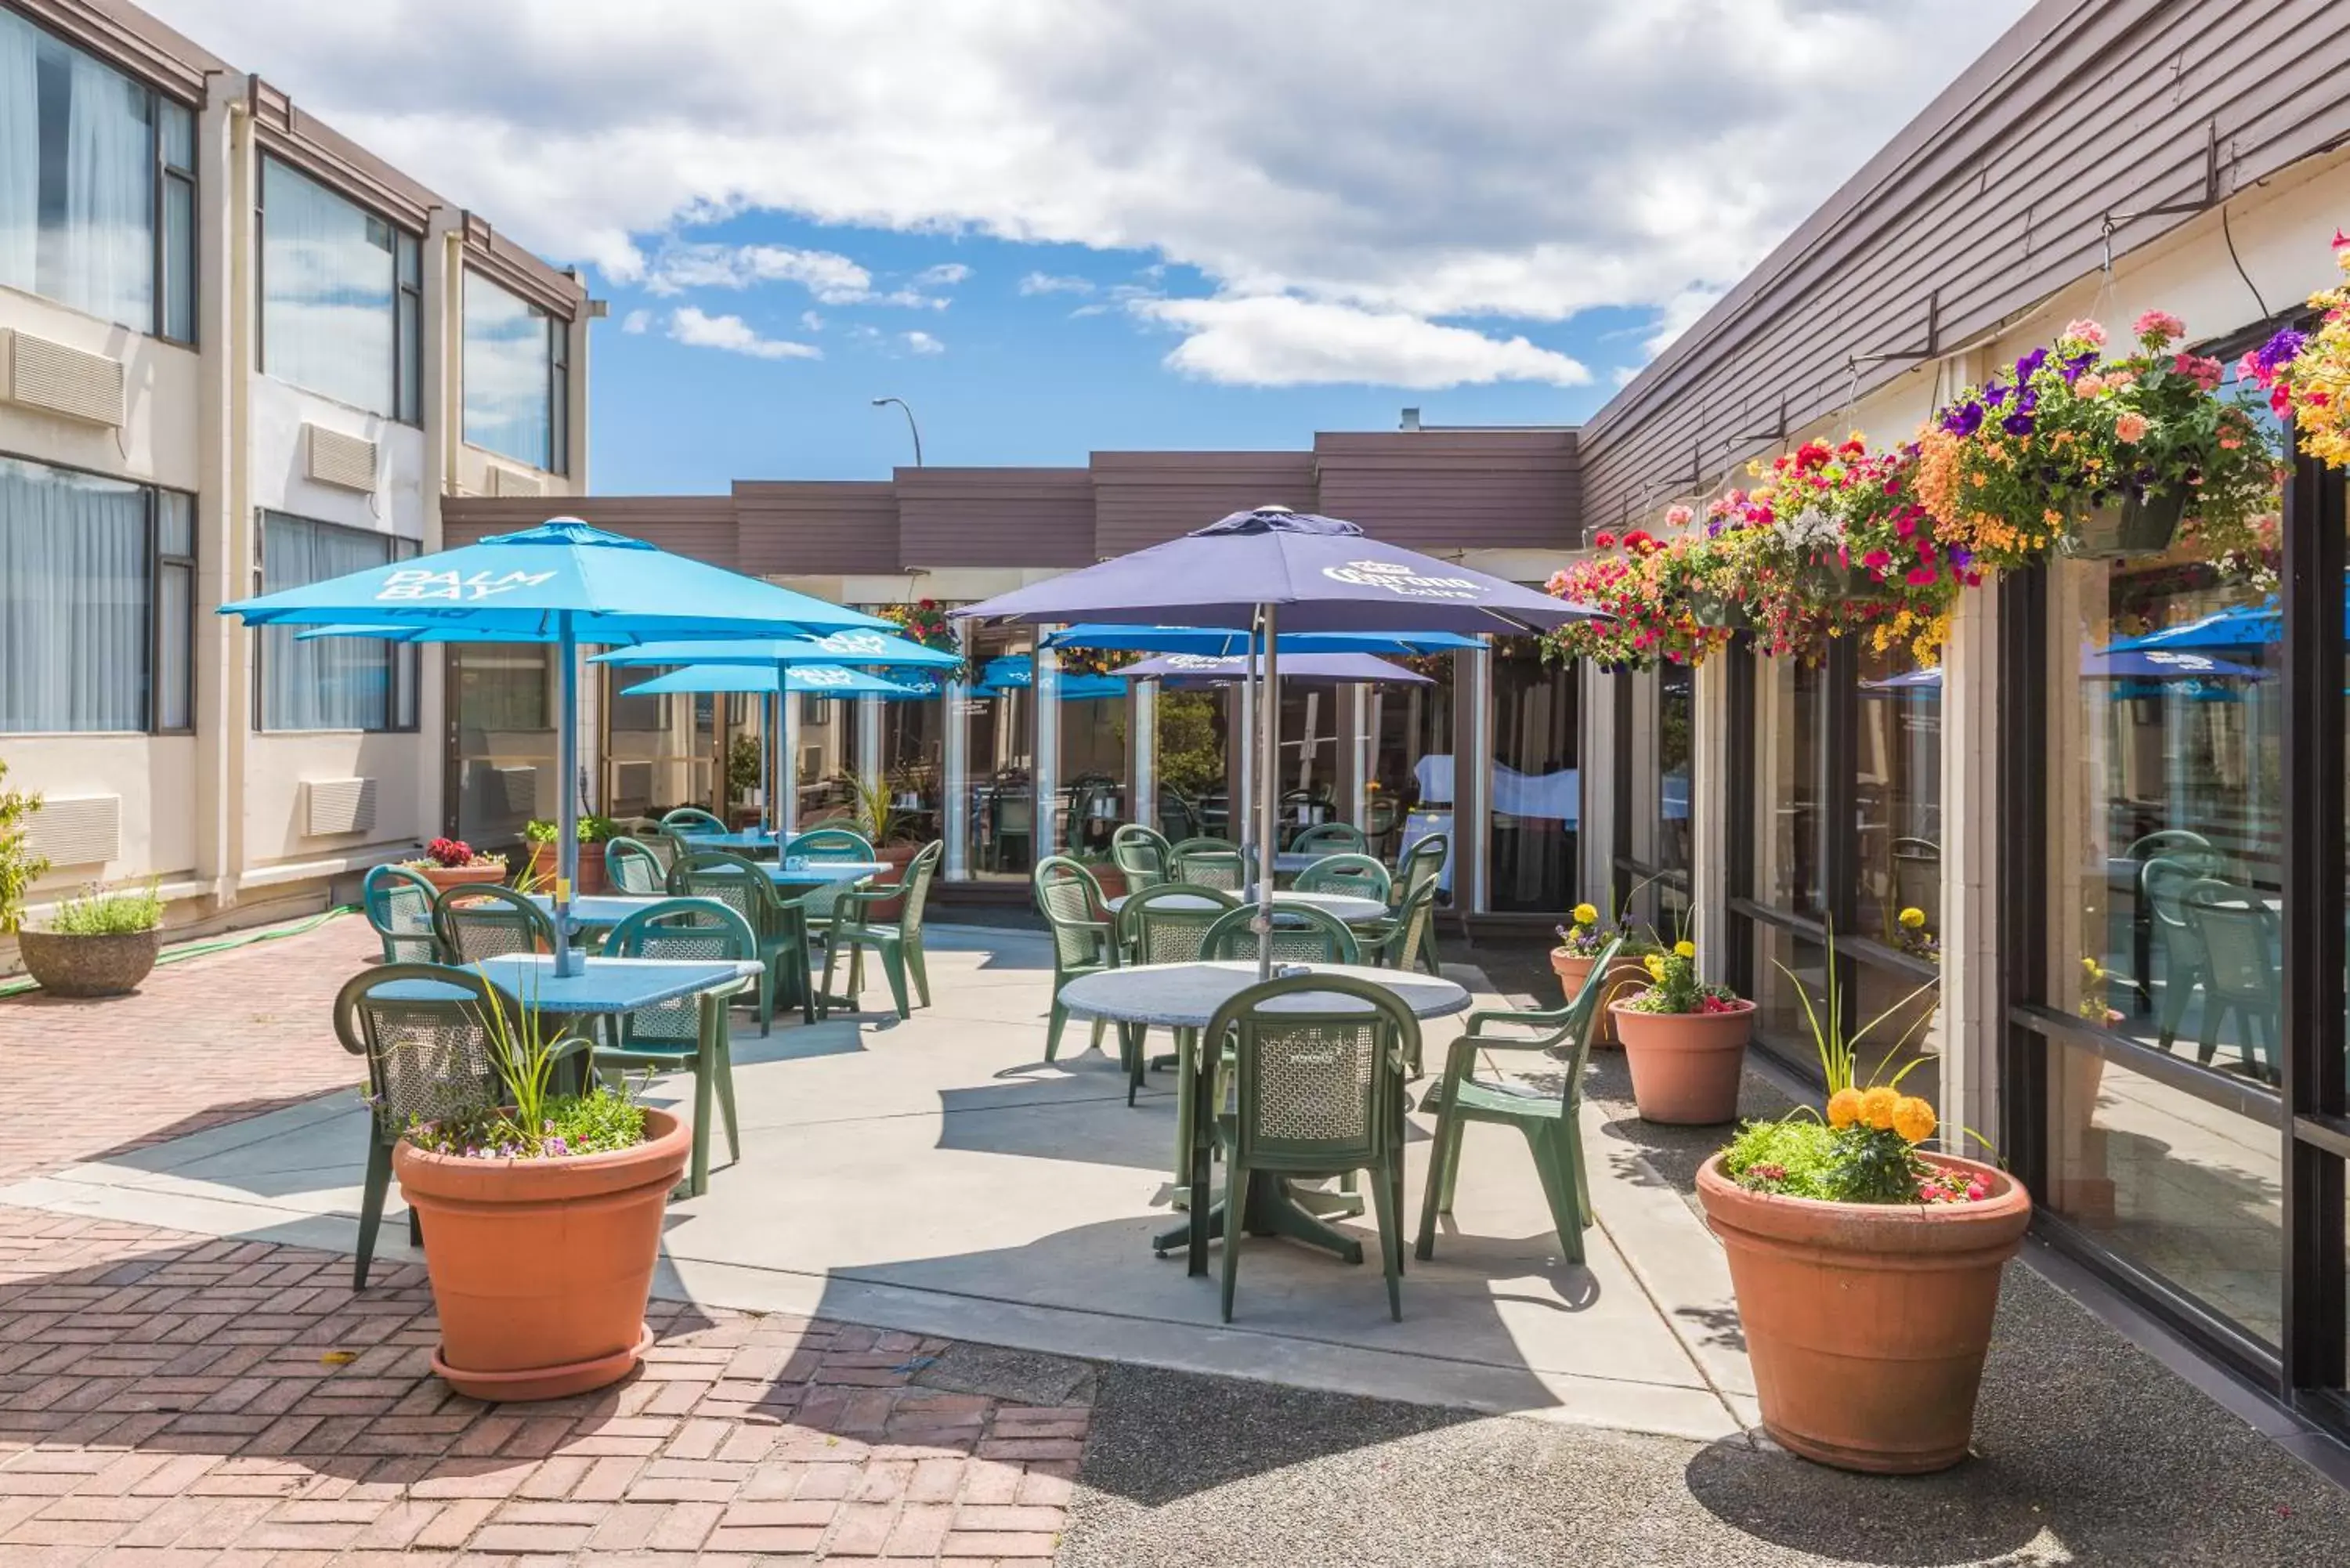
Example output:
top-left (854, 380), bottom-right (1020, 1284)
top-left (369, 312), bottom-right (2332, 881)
top-left (362, 864), bottom-right (441, 963)
top-left (1289, 822), bottom-right (1368, 858)
top-left (1033, 855), bottom-right (1117, 1064)
top-left (1170, 838), bottom-right (1246, 891)
top-left (1200, 902), bottom-right (1360, 966)
top-left (1111, 823), bottom-right (1173, 894)
top-left (820, 840), bottom-right (943, 1019)
top-left (431, 882), bottom-right (555, 965)
top-left (1115, 883), bottom-right (1239, 1104)
top-left (661, 806), bottom-right (729, 836)
top-left (1293, 852), bottom-right (1394, 904)
top-left (598, 898), bottom-right (757, 1194)
top-left (671, 848), bottom-right (814, 1033)
top-left (605, 836), bottom-right (667, 894)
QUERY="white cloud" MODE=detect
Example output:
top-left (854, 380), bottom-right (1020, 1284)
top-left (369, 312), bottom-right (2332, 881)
top-left (149, 1), bottom-right (2032, 381)
top-left (1020, 271), bottom-right (1094, 296)
top-left (800, 309), bottom-right (826, 331)
top-left (1133, 295), bottom-right (1587, 389)
top-left (667, 306), bottom-right (821, 360)
top-left (902, 330), bottom-right (945, 355)
top-left (1643, 285), bottom-right (1728, 360)
top-left (619, 307), bottom-right (651, 334)
top-left (911, 262), bottom-right (971, 287)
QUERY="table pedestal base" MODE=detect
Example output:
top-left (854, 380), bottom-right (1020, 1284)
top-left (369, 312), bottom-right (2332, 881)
top-left (1152, 1175), bottom-right (1365, 1270)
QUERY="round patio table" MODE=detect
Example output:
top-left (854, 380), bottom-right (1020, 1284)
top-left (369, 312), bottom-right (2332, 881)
top-left (1057, 960), bottom-right (1469, 1274)
top-left (1104, 889), bottom-right (1388, 926)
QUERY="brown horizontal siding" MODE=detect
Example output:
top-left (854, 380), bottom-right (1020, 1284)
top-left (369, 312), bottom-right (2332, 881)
top-left (440, 496), bottom-right (738, 566)
top-left (735, 481), bottom-right (901, 576)
top-left (1088, 451), bottom-right (1319, 555)
top-left (893, 468), bottom-right (1095, 568)
top-left (1312, 431), bottom-right (1578, 551)
top-left (1577, 0), bottom-right (2350, 532)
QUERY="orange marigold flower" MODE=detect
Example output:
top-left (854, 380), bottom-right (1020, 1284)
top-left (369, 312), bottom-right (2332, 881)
top-left (1892, 1096), bottom-right (1939, 1144)
top-left (1860, 1086), bottom-right (1901, 1131)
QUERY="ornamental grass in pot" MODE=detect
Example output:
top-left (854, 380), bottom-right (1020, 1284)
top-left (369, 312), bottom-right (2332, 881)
top-left (406, 837), bottom-right (509, 894)
top-left (1550, 899), bottom-right (1656, 1047)
top-left (1697, 939), bottom-right (2024, 1475)
top-left (1611, 945), bottom-right (1752, 1125)
top-left (524, 816), bottom-right (616, 895)
top-left (19, 880), bottom-right (162, 998)
top-left (393, 996), bottom-right (689, 1402)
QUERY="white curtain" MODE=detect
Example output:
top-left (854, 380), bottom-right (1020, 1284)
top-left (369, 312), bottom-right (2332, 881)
top-left (60, 49), bottom-right (151, 329)
top-left (0, 11), bottom-right (38, 293)
top-left (262, 514), bottom-right (396, 730)
top-left (0, 458), bottom-right (149, 733)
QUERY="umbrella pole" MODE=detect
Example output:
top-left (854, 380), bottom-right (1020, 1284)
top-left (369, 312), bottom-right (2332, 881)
top-left (1238, 644), bottom-right (1254, 854)
top-left (1256, 603), bottom-right (1278, 980)
top-left (555, 616), bottom-right (580, 978)
top-left (779, 687), bottom-right (799, 844)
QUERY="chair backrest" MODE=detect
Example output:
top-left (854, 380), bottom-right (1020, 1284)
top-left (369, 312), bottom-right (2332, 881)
top-left (1291, 822), bottom-right (1368, 858)
top-left (602, 898), bottom-right (759, 1047)
top-left (1396, 833), bottom-right (1449, 903)
top-left (1119, 883), bottom-right (1238, 966)
top-left (1551, 935), bottom-right (1628, 1104)
top-left (994, 794), bottom-right (1035, 835)
top-left (662, 807), bottom-right (728, 836)
top-left (2127, 828), bottom-right (2216, 865)
top-left (605, 836), bottom-right (666, 895)
top-left (1032, 855), bottom-right (1112, 970)
top-left (2182, 880), bottom-right (2278, 1006)
top-left (1293, 852), bottom-right (1393, 903)
top-left (363, 864), bottom-right (441, 963)
top-left (1385, 880), bottom-right (1437, 969)
top-left (1159, 794), bottom-right (1199, 840)
top-left (895, 841), bottom-right (945, 942)
top-left (671, 849), bottom-right (785, 935)
top-left (787, 827), bottom-right (876, 863)
top-left (432, 882), bottom-right (556, 965)
top-left (1111, 824), bottom-right (1172, 891)
top-left (1170, 838), bottom-right (1245, 892)
top-left (1202, 903), bottom-right (1360, 966)
top-left (1205, 974), bottom-right (1415, 1175)
top-left (333, 963), bottom-right (505, 1140)
top-left (2143, 854), bottom-right (2217, 940)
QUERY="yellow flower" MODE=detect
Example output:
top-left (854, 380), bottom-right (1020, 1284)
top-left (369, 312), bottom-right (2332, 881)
top-left (1674, 939), bottom-right (1696, 959)
top-left (1827, 1087), bottom-right (1864, 1129)
top-left (1892, 1097), bottom-right (1939, 1144)
top-left (1643, 953), bottom-right (1666, 979)
top-left (1860, 1086), bottom-right (1900, 1131)
top-left (1898, 907), bottom-right (1925, 930)
top-left (1572, 903), bottom-right (1599, 927)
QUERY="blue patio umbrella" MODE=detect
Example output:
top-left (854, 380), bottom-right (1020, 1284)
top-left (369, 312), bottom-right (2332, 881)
top-left (1865, 649), bottom-right (2270, 690)
top-left (954, 504), bottom-right (1602, 974)
top-left (1119, 650), bottom-right (1432, 687)
top-left (221, 519), bottom-right (888, 973)
top-left (973, 653), bottom-right (1128, 702)
top-left (1043, 624), bottom-right (1480, 656)
top-left (618, 664), bottom-right (921, 699)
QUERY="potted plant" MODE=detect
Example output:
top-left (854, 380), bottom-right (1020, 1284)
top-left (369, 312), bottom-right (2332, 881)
top-left (1551, 898), bottom-right (1658, 1046)
top-left (19, 880), bottom-right (163, 998)
top-left (406, 837), bottom-right (508, 894)
top-left (840, 774), bottom-right (923, 918)
top-left (2239, 236), bottom-right (2350, 471)
top-left (1611, 942), bottom-right (1753, 1124)
top-left (0, 759), bottom-right (47, 954)
top-left (394, 992), bottom-right (690, 1401)
top-left (725, 735), bottom-right (764, 828)
top-left (523, 816), bottom-right (616, 895)
top-left (1697, 941), bottom-right (2026, 1474)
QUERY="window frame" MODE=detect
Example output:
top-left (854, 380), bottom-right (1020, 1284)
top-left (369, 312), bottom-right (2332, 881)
top-left (251, 510), bottom-right (419, 735)
top-left (254, 154), bottom-right (423, 425)
top-left (460, 266), bottom-right (569, 475)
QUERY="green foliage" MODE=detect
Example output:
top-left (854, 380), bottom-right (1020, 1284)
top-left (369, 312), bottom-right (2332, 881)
top-left (726, 735), bottom-right (763, 805)
top-left (404, 987), bottom-right (646, 1160)
top-left (523, 815), bottom-right (618, 846)
top-left (1722, 1118), bottom-right (1947, 1205)
top-left (0, 760), bottom-right (45, 936)
top-left (838, 772), bottom-right (905, 846)
top-left (1622, 948), bottom-right (1737, 1014)
top-left (48, 880), bottom-right (161, 936)
top-left (1774, 924), bottom-right (1936, 1096)
top-left (1155, 690), bottom-right (1224, 800)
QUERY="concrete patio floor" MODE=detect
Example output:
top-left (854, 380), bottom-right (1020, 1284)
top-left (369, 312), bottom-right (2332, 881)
top-left (0, 925), bottom-right (1755, 1446)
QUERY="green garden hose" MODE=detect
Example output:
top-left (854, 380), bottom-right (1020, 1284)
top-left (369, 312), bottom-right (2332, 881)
top-left (0, 904), bottom-right (358, 999)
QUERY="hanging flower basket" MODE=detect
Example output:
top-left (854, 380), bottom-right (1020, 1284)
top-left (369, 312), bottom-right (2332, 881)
top-left (2057, 488), bottom-right (2189, 561)
top-left (1686, 591), bottom-right (1748, 630)
top-left (1798, 558), bottom-right (1877, 604)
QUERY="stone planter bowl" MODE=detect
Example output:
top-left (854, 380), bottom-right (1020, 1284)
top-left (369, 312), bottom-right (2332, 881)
top-left (18, 928), bottom-right (161, 998)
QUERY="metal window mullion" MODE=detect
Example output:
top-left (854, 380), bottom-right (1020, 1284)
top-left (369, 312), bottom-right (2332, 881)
top-left (1724, 641), bottom-right (1757, 998)
top-left (1999, 565), bottom-right (2051, 1208)
top-left (1822, 636), bottom-right (1860, 1000)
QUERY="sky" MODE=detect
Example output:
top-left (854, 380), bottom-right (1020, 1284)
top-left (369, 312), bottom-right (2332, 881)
top-left (154, 1), bottom-right (2036, 494)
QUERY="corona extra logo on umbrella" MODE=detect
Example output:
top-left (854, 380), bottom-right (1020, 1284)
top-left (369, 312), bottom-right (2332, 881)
top-left (1321, 560), bottom-right (1480, 598)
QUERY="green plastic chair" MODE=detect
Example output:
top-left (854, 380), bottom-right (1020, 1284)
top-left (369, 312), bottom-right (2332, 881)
top-left (432, 882), bottom-right (555, 965)
top-left (662, 806), bottom-right (729, 836)
top-left (334, 963), bottom-right (591, 1289)
top-left (1294, 852), bottom-right (1394, 904)
top-left (1201, 902), bottom-right (1360, 966)
top-left (362, 864), bottom-right (441, 963)
top-left (1170, 838), bottom-right (1246, 891)
top-left (1111, 824), bottom-right (1173, 894)
top-left (1199, 974), bottom-right (1417, 1322)
top-left (671, 849), bottom-right (814, 1033)
top-left (606, 836), bottom-right (667, 895)
top-left (1289, 822), bottom-right (1368, 858)
top-left (1115, 883), bottom-right (1241, 1104)
top-left (598, 898), bottom-right (757, 1194)
top-left (2182, 879), bottom-right (2282, 1083)
top-left (820, 841), bottom-right (943, 1019)
top-left (1033, 855), bottom-right (1117, 1064)
top-left (786, 826), bottom-right (876, 862)
top-left (1415, 937), bottom-right (1623, 1266)
top-left (1390, 836), bottom-right (1450, 973)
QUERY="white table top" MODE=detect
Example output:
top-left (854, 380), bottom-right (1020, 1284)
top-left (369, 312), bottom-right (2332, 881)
top-left (1105, 889), bottom-right (1388, 924)
top-left (1057, 960), bottom-right (1470, 1028)
top-left (763, 861), bottom-right (888, 883)
top-left (374, 953), bottom-right (761, 1015)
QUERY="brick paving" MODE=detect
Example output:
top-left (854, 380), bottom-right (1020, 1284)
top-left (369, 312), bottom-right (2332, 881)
top-left (0, 914), bottom-right (1090, 1564)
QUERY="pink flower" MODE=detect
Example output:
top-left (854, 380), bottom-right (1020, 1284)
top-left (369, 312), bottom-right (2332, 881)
top-left (1862, 548), bottom-right (1892, 569)
top-left (2134, 309), bottom-right (2186, 342)
top-left (2063, 317), bottom-right (2109, 347)
top-left (1665, 504), bottom-right (1694, 528)
top-left (2104, 368), bottom-right (2136, 389)
top-left (2113, 412), bottom-right (2149, 443)
top-left (1905, 566), bottom-right (1938, 587)
top-left (1965, 1181), bottom-right (1988, 1201)
top-left (2075, 374), bottom-right (2107, 397)
top-left (2175, 352), bottom-right (2224, 390)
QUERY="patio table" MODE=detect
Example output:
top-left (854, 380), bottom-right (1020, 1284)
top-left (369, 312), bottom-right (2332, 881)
top-left (1056, 960), bottom-right (1469, 1274)
top-left (373, 952), bottom-right (761, 1196)
top-left (675, 829), bottom-right (783, 856)
top-left (525, 891), bottom-right (669, 938)
top-left (764, 859), bottom-right (891, 885)
top-left (1105, 889), bottom-right (1389, 927)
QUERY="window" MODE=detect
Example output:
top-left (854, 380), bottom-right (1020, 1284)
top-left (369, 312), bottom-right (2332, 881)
top-left (463, 269), bottom-right (568, 472)
top-left (0, 8), bottom-right (194, 340)
top-left (0, 454), bottom-right (191, 733)
top-left (1490, 638), bottom-right (1578, 911)
top-left (258, 158), bottom-right (419, 419)
top-left (1614, 665), bottom-right (1692, 931)
top-left (257, 513), bottom-right (416, 731)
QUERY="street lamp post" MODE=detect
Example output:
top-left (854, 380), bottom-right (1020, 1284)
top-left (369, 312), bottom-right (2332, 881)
top-left (871, 396), bottom-right (924, 467)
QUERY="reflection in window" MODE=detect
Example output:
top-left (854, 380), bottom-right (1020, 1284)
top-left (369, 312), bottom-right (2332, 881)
top-left (258, 514), bottom-right (415, 732)
top-left (1857, 641), bottom-right (1943, 957)
top-left (967, 627), bottom-right (1035, 879)
top-left (454, 645), bottom-right (551, 844)
top-left (1755, 654), bottom-right (1829, 916)
top-left (463, 269), bottom-right (565, 471)
top-left (1060, 682), bottom-right (1128, 869)
top-left (1490, 639), bottom-right (1578, 912)
top-left (1155, 685), bottom-right (1227, 841)
top-left (1370, 656), bottom-right (1454, 894)
top-left (260, 159), bottom-right (418, 417)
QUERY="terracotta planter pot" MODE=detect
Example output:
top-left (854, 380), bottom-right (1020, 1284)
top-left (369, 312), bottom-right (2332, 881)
top-left (1549, 949), bottom-right (1652, 1046)
top-left (527, 842), bottom-right (609, 896)
top-left (17, 928), bottom-right (160, 998)
top-left (1697, 1151), bottom-right (2031, 1473)
top-left (1611, 998), bottom-right (1754, 1124)
top-left (395, 1107), bottom-right (691, 1402)
top-left (412, 862), bottom-right (509, 894)
top-left (855, 842), bottom-right (925, 922)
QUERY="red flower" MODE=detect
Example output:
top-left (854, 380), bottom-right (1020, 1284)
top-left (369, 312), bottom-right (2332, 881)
top-left (1593, 530), bottom-right (1618, 549)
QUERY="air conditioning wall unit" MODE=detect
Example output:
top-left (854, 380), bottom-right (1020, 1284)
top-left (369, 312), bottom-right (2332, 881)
top-left (305, 425), bottom-right (378, 492)
top-left (26, 795), bottom-right (121, 867)
top-left (1, 330), bottom-right (125, 428)
top-left (303, 777), bottom-right (378, 837)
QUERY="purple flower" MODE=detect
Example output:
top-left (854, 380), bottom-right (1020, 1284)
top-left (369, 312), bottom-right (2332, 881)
top-left (2061, 350), bottom-right (2099, 385)
top-left (2254, 329), bottom-right (2306, 377)
top-left (1940, 402), bottom-right (1984, 436)
top-left (2015, 388), bottom-right (2039, 415)
top-left (2015, 348), bottom-right (2048, 381)
top-left (545, 1136), bottom-right (569, 1157)
top-left (1983, 381), bottom-right (2009, 407)
top-left (1947, 544), bottom-right (1975, 569)
top-left (2001, 411), bottom-right (2036, 436)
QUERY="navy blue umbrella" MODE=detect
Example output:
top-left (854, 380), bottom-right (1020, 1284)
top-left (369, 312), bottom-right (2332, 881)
top-left (1120, 650), bottom-right (1431, 686)
top-left (1043, 623), bottom-right (1480, 656)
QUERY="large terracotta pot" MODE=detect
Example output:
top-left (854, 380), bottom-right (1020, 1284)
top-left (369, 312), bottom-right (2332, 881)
top-left (1697, 1151), bottom-right (2031, 1473)
top-left (395, 1107), bottom-right (691, 1402)
top-left (17, 928), bottom-right (160, 998)
top-left (527, 841), bottom-right (610, 896)
top-left (412, 862), bottom-right (509, 894)
top-left (1611, 999), bottom-right (1754, 1124)
top-left (1549, 949), bottom-right (1651, 1046)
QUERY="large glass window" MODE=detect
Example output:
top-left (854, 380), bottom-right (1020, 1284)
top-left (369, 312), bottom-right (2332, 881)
top-left (258, 158), bottom-right (419, 419)
top-left (1857, 641), bottom-right (1943, 952)
top-left (1490, 639), bottom-right (1578, 911)
top-left (0, 10), bottom-right (192, 340)
top-left (257, 513), bottom-right (416, 732)
top-left (0, 456), bottom-right (190, 733)
top-left (1370, 656), bottom-right (1454, 884)
top-left (967, 627), bottom-right (1036, 879)
top-left (1058, 673), bottom-right (1129, 871)
top-left (452, 645), bottom-right (552, 845)
top-left (1155, 685), bottom-right (1228, 840)
top-left (1615, 666), bottom-right (1693, 932)
top-left (463, 269), bottom-right (567, 472)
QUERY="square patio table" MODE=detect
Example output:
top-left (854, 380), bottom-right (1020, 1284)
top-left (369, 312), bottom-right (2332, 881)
top-left (525, 891), bottom-right (670, 937)
top-left (674, 829), bottom-right (783, 857)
